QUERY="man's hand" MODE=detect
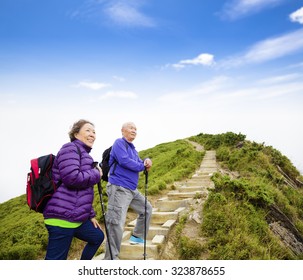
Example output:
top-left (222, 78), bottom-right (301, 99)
top-left (144, 158), bottom-right (152, 171)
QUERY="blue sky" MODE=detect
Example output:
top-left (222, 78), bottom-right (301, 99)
top-left (0, 0), bottom-right (303, 203)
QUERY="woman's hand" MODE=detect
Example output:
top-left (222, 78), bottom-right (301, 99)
top-left (95, 164), bottom-right (103, 178)
top-left (91, 217), bottom-right (101, 229)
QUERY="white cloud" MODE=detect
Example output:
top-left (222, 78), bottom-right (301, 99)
top-left (113, 75), bottom-right (126, 82)
top-left (158, 72), bottom-right (303, 106)
top-left (70, 0), bottom-right (156, 28)
top-left (290, 7), bottom-right (303, 24)
top-left (219, 80), bottom-right (303, 101)
top-left (105, 1), bottom-right (156, 27)
top-left (158, 76), bottom-right (230, 104)
top-left (258, 73), bottom-right (303, 85)
top-left (171, 63), bottom-right (185, 70)
top-left (221, 28), bottom-right (303, 67)
top-left (180, 53), bottom-right (215, 66)
top-left (99, 90), bottom-right (138, 100)
top-left (172, 53), bottom-right (215, 70)
top-left (243, 29), bottom-right (303, 62)
top-left (221, 0), bottom-right (284, 20)
top-left (73, 81), bottom-right (111, 90)
top-left (286, 61), bottom-right (303, 70)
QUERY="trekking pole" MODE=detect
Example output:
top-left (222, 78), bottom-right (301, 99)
top-left (97, 180), bottom-right (113, 260)
top-left (143, 168), bottom-right (148, 260)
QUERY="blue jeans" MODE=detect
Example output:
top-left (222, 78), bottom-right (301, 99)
top-left (45, 219), bottom-right (104, 260)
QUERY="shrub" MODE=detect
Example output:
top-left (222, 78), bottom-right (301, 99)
top-left (0, 244), bottom-right (42, 260)
top-left (178, 236), bottom-right (205, 260)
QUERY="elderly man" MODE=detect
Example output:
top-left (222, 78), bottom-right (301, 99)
top-left (104, 122), bottom-right (152, 260)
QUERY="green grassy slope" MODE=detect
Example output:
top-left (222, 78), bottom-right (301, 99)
top-left (1, 133), bottom-right (302, 260)
top-left (188, 132), bottom-right (303, 260)
top-left (0, 139), bottom-right (203, 259)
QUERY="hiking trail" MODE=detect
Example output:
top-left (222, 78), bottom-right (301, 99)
top-left (94, 141), bottom-right (217, 260)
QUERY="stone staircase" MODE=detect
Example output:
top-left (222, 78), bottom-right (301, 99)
top-left (94, 150), bottom-right (217, 260)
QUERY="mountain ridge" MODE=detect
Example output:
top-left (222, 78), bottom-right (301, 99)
top-left (1, 132), bottom-right (303, 259)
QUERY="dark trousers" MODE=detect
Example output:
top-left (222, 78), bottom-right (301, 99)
top-left (45, 219), bottom-right (104, 260)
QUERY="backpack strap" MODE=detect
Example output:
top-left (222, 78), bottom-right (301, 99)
top-left (73, 142), bottom-right (81, 160)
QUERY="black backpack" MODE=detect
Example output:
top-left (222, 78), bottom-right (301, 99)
top-left (100, 146), bottom-right (113, 182)
top-left (26, 144), bottom-right (80, 213)
top-left (100, 142), bottom-right (128, 182)
top-left (26, 154), bottom-right (58, 213)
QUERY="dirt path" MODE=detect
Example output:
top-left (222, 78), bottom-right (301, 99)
top-left (186, 139), bottom-right (204, 151)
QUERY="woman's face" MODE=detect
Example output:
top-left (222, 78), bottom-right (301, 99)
top-left (75, 123), bottom-right (96, 148)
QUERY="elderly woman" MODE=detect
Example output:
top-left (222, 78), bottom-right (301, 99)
top-left (43, 119), bottom-right (104, 260)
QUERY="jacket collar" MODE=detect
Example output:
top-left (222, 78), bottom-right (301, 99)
top-left (122, 137), bottom-right (135, 149)
top-left (73, 139), bottom-right (92, 153)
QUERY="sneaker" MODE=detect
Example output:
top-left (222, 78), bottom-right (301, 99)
top-left (129, 235), bottom-right (144, 245)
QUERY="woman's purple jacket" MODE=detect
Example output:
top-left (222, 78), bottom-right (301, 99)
top-left (43, 139), bottom-right (101, 222)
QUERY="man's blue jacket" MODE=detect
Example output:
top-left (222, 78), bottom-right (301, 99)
top-left (108, 137), bottom-right (146, 190)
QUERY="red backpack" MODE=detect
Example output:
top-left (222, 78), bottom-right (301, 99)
top-left (26, 154), bottom-right (58, 213)
top-left (26, 144), bottom-right (81, 213)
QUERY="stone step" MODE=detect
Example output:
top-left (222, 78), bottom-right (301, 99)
top-left (119, 240), bottom-right (159, 260)
top-left (198, 167), bottom-right (217, 173)
top-left (122, 230), bottom-right (132, 241)
top-left (124, 225), bottom-right (170, 239)
top-left (167, 190), bottom-right (208, 200)
top-left (127, 211), bottom-right (180, 226)
top-left (177, 186), bottom-right (208, 192)
top-left (155, 197), bottom-right (192, 211)
top-left (150, 211), bottom-right (179, 224)
top-left (162, 219), bottom-right (177, 229)
top-left (189, 175), bottom-right (211, 180)
top-left (199, 160), bottom-right (217, 165)
top-left (152, 234), bottom-right (165, 245)
top-left (201, 159), bottom-right (216, 162)
top-left (184, 181), bottom-right (215, 188)
top-left (191, 176), bottom-right (210, 181)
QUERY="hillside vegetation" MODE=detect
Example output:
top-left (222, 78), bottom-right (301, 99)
top-left (186, 132), bottom-right (303, 259)
top-left (0, 139), bottom-right (203, 260)
top-left (1, 132), bottom-right (302, 260)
